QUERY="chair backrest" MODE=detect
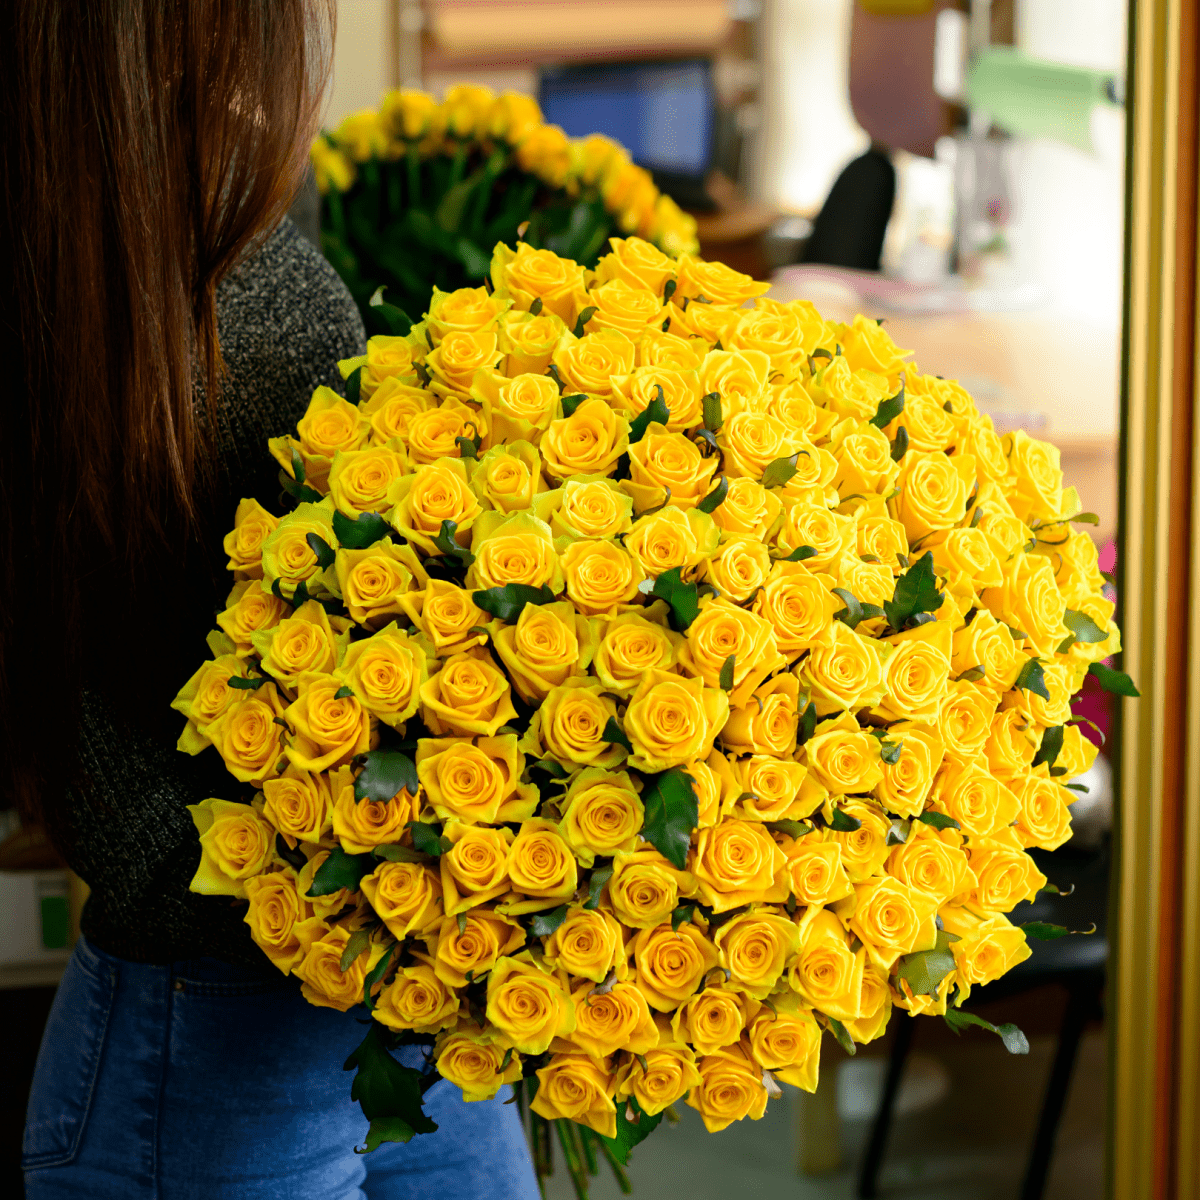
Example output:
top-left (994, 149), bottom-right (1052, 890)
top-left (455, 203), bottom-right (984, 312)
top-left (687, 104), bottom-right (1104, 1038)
top-left (799, 148), bottom-right (896, 271)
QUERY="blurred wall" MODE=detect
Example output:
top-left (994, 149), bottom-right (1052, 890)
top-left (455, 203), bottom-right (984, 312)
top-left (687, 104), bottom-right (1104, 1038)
top-left (324, 0), bottom-right (396, 129)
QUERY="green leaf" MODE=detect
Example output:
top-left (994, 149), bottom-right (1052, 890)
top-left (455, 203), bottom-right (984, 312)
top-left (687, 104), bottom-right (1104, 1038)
top-left (890, 424), bottom-right (909, 462)
top-left (896, 929), bottom-right (958, 996)
top-left (697, 475), bottom-right (728, 514)
top-left (456, 237), bottom-right (492, 278)
top-left (869, 380), bottom-right (905, 429)
top-left (368, 286), bottom-right (414, 337)
top-left (671, 903), bottom-right (697, 932)
top-left (1088, 661), bottom-right (1141, 697)
top-left (1032, 725), bottom-right (1064, 770)
top-left (1022, 921), bottom-right (1096, 940)
top-left (701, 392), bottom-right (723, 432)
top-left (825, 1016), bottom-right (857, 1056)
top-left (797, 701), bottom-right (818, 748)
top-left (335, 685), bottom-right (355, 700)
top-left (529, 297), bottom-right (544, 316)
top-left (228, 675), bottom-right (267, 690)
top-left (916, 810), bottom-right (961, 831)
top-left (719, 654), bottom-right (736, 691)
top-left (275, 833), bottom-right (307, 872)
top-left (362, 944), bottom-right (395, 1009)
top-left (333, 509), bottom-right (390, 549)
top-left (433, 519), bottom-right (475, 565)
top-left (529, 905), bottom-right (569, 937)
top-left (278, 468), bottom-right (324, 505)
top-left (761, 454), bottom-right (799, 488)
top-left (765, 819), bottom-right (814, 838)
top-left (942, 1008), bottom-right (1030, 1055)
top-left (291, 446), bottom-right (308, 485)
top-left (781, 544), bottom-right (817, 563)
top-left (603, 717), bottom-right (634, 753)
top-left (832, 588), bottom-right (864, 629)
top-left (374, 843), bottom-right (429, 864)
top-left (309, 846), bottom-right (374, 896)
top-left (827, 807), bottom-right (863, 833)
top-left (408, 821), bottom-right (444, 857)
top-left (573, 305), bottom-right (598, 337)
top-left (879, 739), bottom-right (903, 766)
top-left (340, 928), bottom-right (371, 972)
top-left (886, 818), bottom-right (912, 845)
top-left (955, 665), bottom-right (986, 683)
top-left (345, 365), bottom-right (365, 406)
top-left (306, 532), bottom-right (336, 570)
top-left (883, 551), bottom-right (944, 632)
top-left (455, 436), bottom-right (479, 459)
top-left (595, 1097), bottom-right (664, 1166)
top-left (344, 1024), bottom-right (438, 1151)
top-left (1063, 609), bottom-right (1108, 645)
top-left (472, 583), bottom-right (557, 623)
top-left (641, 768), bottom-right (699, 870)
top-left (1015, 658), bottom-right (1052, 701)
top-left (629, 389), bottom-right (670, 443)
top-left (560, 393), bottom-right (587, 418)
top-left (583, 866), bottom-right (613, 910)
top-left (355, 750), bottom-right (419, 803)
top-left (651, 567), bottom-right (701, 632)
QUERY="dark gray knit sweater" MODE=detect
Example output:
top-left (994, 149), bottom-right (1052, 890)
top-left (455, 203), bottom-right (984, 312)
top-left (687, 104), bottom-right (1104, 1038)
top-left (58, 217), bottom-right (365, 965)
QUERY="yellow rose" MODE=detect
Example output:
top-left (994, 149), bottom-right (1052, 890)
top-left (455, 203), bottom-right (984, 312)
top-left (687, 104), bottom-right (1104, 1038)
top-left (519, 678), bottom-right (624, 769)
top-left (614, 1031), bottom-right (701, 1115)
top-left (687, 1043), bottom-right (769, 1132)
top-left (874, 721), bottom-right (945, 818)
top-left (940, 905), bottom-right (1031, 996)
top-left (938, 681), bottom-right (998, 762)
top-left (441, 82), bottom-right (496, 138)
top-left (491, 242), bottom-right (587, 323)
top-left (1049, 528), bottom-right (1106, 606)
top-left (719, 411), bottom-right (807, 481)
top-left (827, 799), bottom-right (892, 882)
top-left (674, 253), bottom-right (770, 308)
top-left (685, 752), bottom-right (739, 827)
top-left (425, 286), bottom-right (511, 346)
top-left (560, 539), bottom-right (644, 614)
top-left (262, 766), bottom-right (332, 845)
top-left (327, 444), bottom-right (407, 519)
top-left (439, 821), bottom-right (513, 915)
top-left (334, 108), bottom-right (388, 160)
top-left (714, 907), bottom-right (801, 998)
top-left (826, 418), bottom-right (898, 499)
top-left (591, 607), bottom-right (681, 696)
top-left (788, 905), bottom-right (865, 1022)
top-left (1000, 658), bottom-right (1073, 728)
top-left (796, 619), bottom-right (890, 715)
top-left (625, 505), bottom-right (720, 577)
top-left (625, 668), bottom-right (729, 772)
top-left (379, 87), bottom-right (440, 142)
top-left (929, 756), bottom-right (1021, 836)
top-left (187, 798), bottom-right (273, 897)
top-left (720, 671), bottom-right (801, 758)
top-left (636, 328), bottom-right (707, 371)
top-left (962, 826), bottom-right (1047, 911)
top-left (486, 954), bottom-right (575, 1054)
top-left (334, 539), bottom-right (426, 629)
top-left (809, 355), bottom-right (890, 422)
top-left (750, 562), bottom-right (839, 661)
top-left (678, 597), bottom-right (786, 706)
top-left (802, 715), bottom-right (885, 795)
top-left (699, 348), bottom-right (772, 416)
top-left (838, 314), bottom-right (910, 376)
top-left (951, 608), bottom-right (1027, 696)
top-left (283, 673), bottom-right (373, 773)
top-left (566, 979), bottom-right (660, 1060)
top-left (1011, 768), bottom-right (1074, 849)
top-left (890, 450), bottom-right (976, 542)
top-left (1003, 430), bottom-right (1064, 524)
top-left (583, 277), bottom-right (664, 339)
top-left (295, 848), bottom-right (359, 921)
top-left (172, 654), bottom-right (243, 753)
top-left (602, 159), bottom-right (659, 236)
top-left (748, 994), bottom-right (822, 1090)
top-left (856, 511), bottom-right (910, 568)
top-left (374, 963), bottom-right (460, 1034)
top-left (435, 1026), bottom-right (523, 1102)
top-left (1054, 723), bottom-right (1099, 781)
top-left (534, 476), bottom-right (634, 541)
top-left (515, 122), bottom-right (573, 187)
top-left (872, 621), bottom-right (953, 723)
top-left (425, 908), bottom-right (525, 987)
top-left (387, 459), bottom-right (482, 555)
top-left (609, 847), bottom-right (697, 929)
top-left (417, 735), bottom-right (539, 825)
top-left (360, 860), bottom-right (443, 939)
top-left (960, 420), bottom-right (1010, 482)
top-left (671, 985), bottom-right (759, 1055)
top-left (774, 500), bottom-right (855, 568)
top-left (1063, 592), bottom-right (1121, 668)
top-left (542, 905), bottom-right (627, 983)
top-left (780, 832), bottom-right (854, 906)
top-left (491, 600), bottom-right (590, 704)
top-left (468, 440), bottom-right (543, 514)
top-left (244, 871), bottom-right (323, 973)
top-left (540, 395), bottom-right (631, 480)
top-left (625, 424), bottom-right (719, 512)
top-left (728, 299), bottom-right (812, 380)
top-left (843, 966), bottom-right (893, 1045)
top-left (354, 333), bottom-right (420, 396)
top-left (651, 193), bottom-right (699, 256)
top-left (252, 599), bottom-right (348, 686)
top-left (700, 535), bottom-right (773, 603)
top-left (985, 708), bottom-right (1040, 778)
top-left (293, 925), bottom-right (387, 1012)
top-left (709, 475), bottom-right (781, 541)
top-left (402, 579), bottom-right (488, 657)
top-left (206, 684), bottom-right (287, 784)
top-left (216, 581), bottom-right (290, 658)
top-left (631, 922), bottom-right (720, 1011)
top-left (690, 819), bottom-right (787, 912)
top-left (558, 769), bottom-right (644, 864)
top-left (880, 391), bottom-right (957, 455)
top-left (610, 364), bottom-right (705, 434)
top-left (505, 818), bottom-right (578, 901)
top-left (925, 528), bottom-right (1004, 605)
top-left (472, 368), bottom-right (560, 446)
top-left (419, 648), bottom-right (518, 737)
top-left (495, 313), bottom-right (569, 380)
top-left (531, 1053), bottom-right (618, 1138)
top-left (770, 380), bottom-right (839, 443)
top-left (404, 399), bottom-right (489, 469)
top-left (311, 137), bottom-right (355, 193)
top-left (259, 501), bottom-right (337, 601)
top-left (331, 766), bottom-right (417, 854)
top-left (730, 756), bottom-right (812, 823)
top-left (466, 509), bottom-right (563, 592)
top-left (484, 89), bottom-right (544, 143)
top-left (982, 553), bottom-right (1071, 660)
top-left (426, 331), bottom-right (504, 402)
top-left (290, 385), bottom-right (370, 487)
top-left (223, 498), bottom-right (279, 578)
top-left (836, 877), bottom-right (938, 971)
top-left (594, 235), bottom-right (676, 295)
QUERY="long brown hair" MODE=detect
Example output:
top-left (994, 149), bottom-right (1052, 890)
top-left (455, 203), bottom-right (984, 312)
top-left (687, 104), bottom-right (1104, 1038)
top-left (0, 0), bottom-right (334, 818)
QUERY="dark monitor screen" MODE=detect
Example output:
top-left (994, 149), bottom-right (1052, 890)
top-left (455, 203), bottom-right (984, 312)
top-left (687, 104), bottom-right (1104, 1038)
top-left (538, 59), bottom-right (714, 180)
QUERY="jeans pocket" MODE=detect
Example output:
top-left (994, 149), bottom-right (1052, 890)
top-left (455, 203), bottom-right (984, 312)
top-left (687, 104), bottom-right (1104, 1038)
top-left (22, 938), bottom-right (117, 1169)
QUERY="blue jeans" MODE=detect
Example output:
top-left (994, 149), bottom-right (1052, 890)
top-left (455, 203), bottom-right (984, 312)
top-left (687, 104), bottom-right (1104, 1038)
top-left (23, 937), bottom-right (540, 1199)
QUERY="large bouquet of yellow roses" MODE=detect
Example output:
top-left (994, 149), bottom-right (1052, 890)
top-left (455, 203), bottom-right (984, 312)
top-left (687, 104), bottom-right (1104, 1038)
top-left (174, 236), bottom-right (1133, 1192)
top-left (313, 86), bottom-right (698, 336)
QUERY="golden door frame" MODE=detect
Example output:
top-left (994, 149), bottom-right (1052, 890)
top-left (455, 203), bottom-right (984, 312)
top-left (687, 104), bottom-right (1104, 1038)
top-left (1113, 0), bottom-right (1200, 1196)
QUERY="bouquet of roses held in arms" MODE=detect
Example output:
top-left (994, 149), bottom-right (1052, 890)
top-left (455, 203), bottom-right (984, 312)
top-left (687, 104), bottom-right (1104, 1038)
top-left (313, 85), bottom-right (698, 336)
top-left (174, 235), bottom-right (1136, 1195)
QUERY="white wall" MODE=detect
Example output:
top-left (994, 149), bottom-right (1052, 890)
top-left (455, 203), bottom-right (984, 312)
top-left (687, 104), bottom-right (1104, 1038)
top-left (323, 0), bottom-right (395, 129)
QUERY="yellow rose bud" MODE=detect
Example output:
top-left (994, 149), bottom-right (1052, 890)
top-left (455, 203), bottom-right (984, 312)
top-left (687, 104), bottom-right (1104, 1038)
top-left (609, 847), bottom-right (697, 929)
top-left (534, 475), bottom-right (634, 541)
top-left (674, 253), bottom-right (770, 308)
top-left (251, 599), bottom-right (348, 686)
top-left (714, 907), bottom-right (801, 998)
top-left (687, 1042), bottom-right (769, 1132)
top-left (614, 1031), bottom-right (701, 1115)
top-left (611, 365), bottom-right (705, 434)
top-left (216, 581), bottom-right (290, 658)
top-left (334, 108), bottom-right (388, 161)
top-left (483, 89), bottom-right (543, 142)
top-left (720, 671), bottom-right (801, 758)
top-left (530, 1053), bottom-right (618, 1138)
top-left (631, 921), bottom-right (720, 1011)
top-left (486, 954), bottom-right (575, 1054)
top-left (206, 684), bottom-right (287, 784)
top-left (962, 826), bottom-right (1047, 911)
top-left (690, 819), bottom-right (787, 912)
top-left (426, 909), bottom-right (525, 988)
top-left (699, 535), bottom-right (773, 604)
top-left (492, 600), bottom-right (592, 704)
top-left (417, 735), bottom-right (539, 825)
top-left (379, 87), bottom-right (440, 142)
top-left (940, 904), bottom-right (1031, 995)
top-left (520, 678), bottom-right (625, 770)
top-left (625, 424), bottom-right (719, 512)
top-left (985, 708), bottom-right (1040, 778)
top-left (491, 242), bottom-right (588, 323)
top-left (243, 871), bottom-right (323, 973)
top-left (262, 766), bottom-right (332, 845)
top-left (331, 769), bottom-right (417, 855)
top-left (439, 821), bottom-right (514, 915)
top-left (466, 509), bottom-right (563, 592)
top-left (874, 721), bottom-right (945, 818)
top-left (749, 994), bottom-right (822, 1089)
top-left (172, 654), bottom-right (243, 753)
top-left (284, 672), bottom-right (374, 773)
top-left (361, 860), bottom-right (443, 939)
top-left (473, 367), bottom-right (561, 445)
top-left (186, 798), bottom-right (273, 897)
top-left (795, 620), bottom-right (890, 715)
top-left (929, 756), bottom-right (1021, 837)
top-left (751, 562), bottom-right (840, 662)
top-left (890, 450), bottom-right (975, 542)
top-left (636, 328), bottom-right (707, 371)
top-left (730, 756), bottom-right (812, 823)
top-left (515, 122), bottom-right (573, 187)
top-left (540, 396), bottom-right (632, 480)
top-left (402, 579), bottom-right (488, 657)
top-left (543, 905), bottom-right (627, 983)
top-left (678, 597), bottom-right (786, 706)
top-left (374, 963), bottom-right (461, 1034)
top-left (625, 505), bottom-right (720, 577)
top-left (435, 1025), bottom-right (523, 1102)
top-left (788, 905), bottom-right (865, 1022)
top-left (828, 799), bottom-right (892, 882)
top-left (566, 979), bottom-right (660, 1059)
top-left (468, 440), bottom-right (544, 514)
top-left (1011, 768), bottom-right (1074, 849)
top-left (780, 832), bottom-right (854, 906)
top-left (625, 668), bottom-right (729, 773)
top-left (223, 498), bottom-right (279, 578)
top-left (441, 83), bottom-right (496, 138)
top-left (558, 769), bottom-right (644, 864)
top-left (294, 926), bottom-right (387, 1011)
top-left (938, 680), bottom-right (998, 763)
top-left (260, 501), bottom-right (337, 601)
top-left (425, 286), bottom-right (511, 346)
top-left (591, 607), bottom-right (681, 697)
top-left (594, 236), bottom-right (675, 295)
top-left (560, 539), bottom-right (645, 614)
top-left (419, 648), bottom-right (518, 737)
top-left (718, 411), bottom-right (807, 481)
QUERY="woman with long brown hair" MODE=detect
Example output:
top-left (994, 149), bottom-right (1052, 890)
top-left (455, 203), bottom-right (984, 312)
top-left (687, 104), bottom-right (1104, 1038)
top-left (1, 4), bottom-right (537, 1195)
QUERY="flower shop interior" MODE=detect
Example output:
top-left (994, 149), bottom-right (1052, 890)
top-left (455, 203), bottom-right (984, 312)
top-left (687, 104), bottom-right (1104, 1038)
top-left (13, 1), bottom-right (1200, 1198)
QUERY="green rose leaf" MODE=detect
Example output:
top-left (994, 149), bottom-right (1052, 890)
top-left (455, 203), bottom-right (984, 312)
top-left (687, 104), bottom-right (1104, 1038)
top-left (306, 532), bottom-right (337, 570)
top-left (278, 468), bottom-right (324, 506)
top-left (344, 1023), bottom-right (438, 1152)
top-left (1015, 658), bottom-right (1052, 701)
top-left (407, 821), bottom-right (444, 858)
top-left (529, 297), bottom-right (544, 316)
top-left (781, 544), bottom-right (818, 563)
top-left (826, 806), bottom-right (863, 833)
top-left (335, 685), bottom-right (355, 700)
top-left (374, 844), bottom-right (429, 865)
top-left (765, 819), bottom-right (814, 838)
top-left (433, 519), bottom-right (475, 565)
top-left (942, 1007), bottom-right (1030, 1055)
top-left (870, 380), bottom-right (905, 429)
top-left (340, 928), bottom-right (371, 973)
top-left (1088, 661), bottom-right (1141, 697)
top-left (890, 424), bottom-right (909, 462)
top-left (345, 365), bottom-right (365, 406)
top-left (825, 1016), bottom-right (857, 1056)
top-left (472, 583), bottom-right (557, 623)
top-left (455, 436), bottom-right (479, 460)
top-left (896, 928), bottom-right (958, 996)
top-left (719, 653), bottom-right (736, 691)
top-left (603, 717), bottom-right (634, 753)
top-left (291, 446), bottom-right (308, 485)
top-left (641, 768), bottom-right (699, 870)
top-left (333, 509), bottom-right (390, 550)
top-left (308, 846), bottom-right (374, 896)
top-left (702, 391), bottom-right (723, 432)
top-left (583, 865), bottom-right (613, 910)
top-left (275, 833), bottom-right (307, 872)
top-left (671, 902), bottom-right (698, 932)
top-left (362, 943), bottom-right (395, 1010)
top-left (629, 388), bottom-right (670, 443)
top-left (560, 393), bottom-right (588, 418)
top-left (1063, 608), bottom-right (1108, 644)
top-left (697, 474), bottom-right (729, 514)
top-left (355, 750), bottom-right (419, 803)
top-left (884, 551), bottom-right (943, 632)
top-left (915, 810), bottom-right (961, 832)
top-left (797, 700), bottom-right (818, 748)
top-left (651, 567), bottom-right (701, 632)
top-left (760, 454), bottom-right (799, 489)
top-left (832, 588), bottom-right (864, 629)
top-left (528, 905), bottom-right (570, 938)
top-left (596, 1096), bottom-right (664, 1165)
top-left (228, 675), bottom-right (268, 690)
top-left (368, 286), bottom-right (414, 337)
top-left (1032, 725), bottom-right (1065, 770)
top-left (1022, 921), bottom-right (1096, 940)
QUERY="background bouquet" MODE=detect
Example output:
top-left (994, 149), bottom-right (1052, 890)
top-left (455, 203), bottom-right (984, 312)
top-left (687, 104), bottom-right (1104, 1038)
top-left (174, 235), bottom-right (1133, 1194)
top-left (313, 86), bottom-right (698, 336)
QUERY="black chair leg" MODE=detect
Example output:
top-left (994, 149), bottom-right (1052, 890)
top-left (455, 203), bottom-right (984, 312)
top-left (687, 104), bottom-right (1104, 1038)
top-left (1019, 975), bottom-right (1101, 1200)
top-left (857, 1013), bottom-right (917, 1199)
